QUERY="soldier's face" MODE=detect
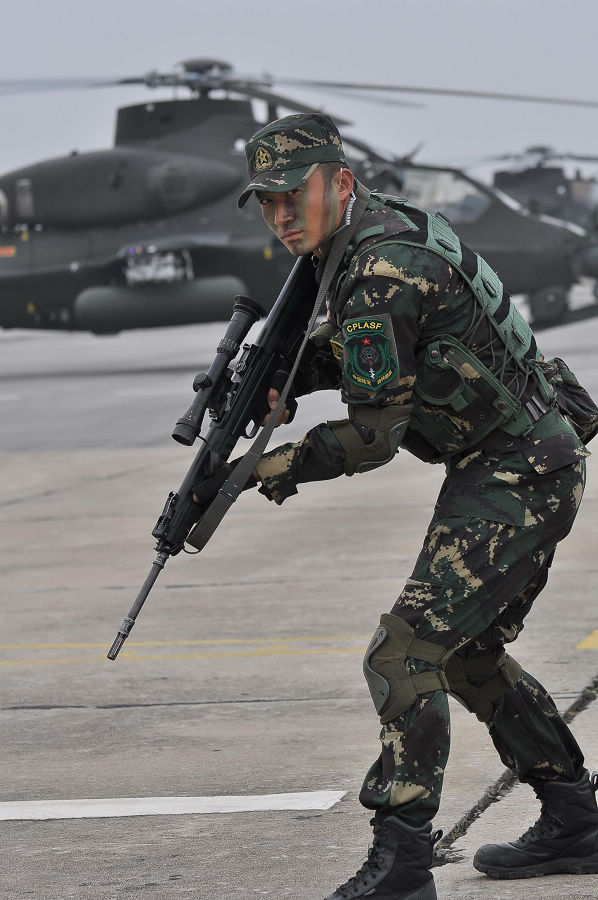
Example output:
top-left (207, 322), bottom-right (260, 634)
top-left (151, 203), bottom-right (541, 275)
top-left (256, 168), bottom-right (342, 257)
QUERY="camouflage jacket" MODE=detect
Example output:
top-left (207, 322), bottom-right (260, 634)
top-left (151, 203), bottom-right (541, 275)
top-left (255, 193), bottom-right (588, 506)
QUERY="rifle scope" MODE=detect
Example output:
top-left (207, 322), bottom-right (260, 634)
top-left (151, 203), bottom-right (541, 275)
top-left (171, 296), bottom-right (264, 446)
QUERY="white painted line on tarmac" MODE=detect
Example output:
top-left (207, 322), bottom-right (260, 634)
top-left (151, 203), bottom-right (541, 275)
top-left (0, 790), bottom-right (346, 821)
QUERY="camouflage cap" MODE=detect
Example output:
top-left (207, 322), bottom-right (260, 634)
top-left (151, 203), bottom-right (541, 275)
top-left (237, 112), bottom-right (347, 208)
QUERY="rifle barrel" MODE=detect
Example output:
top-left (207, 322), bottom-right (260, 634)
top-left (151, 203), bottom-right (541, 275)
top-left (107, 551), bottom-right (169, 660)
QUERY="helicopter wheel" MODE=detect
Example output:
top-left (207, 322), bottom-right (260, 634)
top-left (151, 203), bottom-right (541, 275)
top-left (527, 286), bottom-right (569, 328)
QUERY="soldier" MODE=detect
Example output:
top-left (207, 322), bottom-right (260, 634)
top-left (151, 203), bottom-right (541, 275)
top-left (236, 113), bottom-right (598, 899)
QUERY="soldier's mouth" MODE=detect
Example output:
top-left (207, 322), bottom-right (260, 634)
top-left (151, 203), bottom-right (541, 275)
top-left (281, 229), bottom-right (302, 241)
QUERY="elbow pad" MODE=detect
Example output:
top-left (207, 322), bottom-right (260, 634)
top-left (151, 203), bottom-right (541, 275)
top-left (328, 404), bottom-right (413, 476)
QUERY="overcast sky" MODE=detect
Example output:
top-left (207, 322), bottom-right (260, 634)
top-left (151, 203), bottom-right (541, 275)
top-left (1, 0), bottom-right (597, 177)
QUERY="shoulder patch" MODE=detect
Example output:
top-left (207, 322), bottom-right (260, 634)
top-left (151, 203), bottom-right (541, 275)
top-left (342, 316), bottom-right (399, 392)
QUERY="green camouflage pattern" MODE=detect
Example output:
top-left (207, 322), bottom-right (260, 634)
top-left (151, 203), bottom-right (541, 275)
top-left (359, 453), bottom-right (586, 822)
top-left (255, 190), bottom-right (591, 823)
top-left (256, 194), bottom-right (588, 504)
top-left (238, 113), bottom-right (347, 208)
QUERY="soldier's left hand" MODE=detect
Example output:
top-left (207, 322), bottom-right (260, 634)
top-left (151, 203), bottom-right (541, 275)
top-left (262, 388), bottom-right (290, 426)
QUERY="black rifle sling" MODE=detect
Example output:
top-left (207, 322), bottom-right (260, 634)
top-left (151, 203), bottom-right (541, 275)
top-left (186, 181), bottom-right (371, 551)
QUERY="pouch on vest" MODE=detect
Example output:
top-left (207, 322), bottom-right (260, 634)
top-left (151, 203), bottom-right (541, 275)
top-left (408, 335), bottom-right (534, 459)
top-left (535, 357), bottom-right (598, 446)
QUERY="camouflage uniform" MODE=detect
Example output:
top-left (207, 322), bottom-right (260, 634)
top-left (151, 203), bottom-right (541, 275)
top-left (241, 117), bottom-right (590, 828)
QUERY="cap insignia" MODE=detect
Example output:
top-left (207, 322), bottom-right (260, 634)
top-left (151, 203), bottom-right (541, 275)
top-left (254, 146), bottom-right (274, 172)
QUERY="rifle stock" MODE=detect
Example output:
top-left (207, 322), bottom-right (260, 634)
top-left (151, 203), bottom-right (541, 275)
top-left (107, 256), bottom-right (317, 660)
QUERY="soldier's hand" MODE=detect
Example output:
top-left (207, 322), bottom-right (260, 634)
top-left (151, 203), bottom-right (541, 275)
top-left (191, 463), bottom-right (232, 505)
top-left (192, 458), bottom-right (259, 505)
top-left (262, 388), bottom-right (290, 427)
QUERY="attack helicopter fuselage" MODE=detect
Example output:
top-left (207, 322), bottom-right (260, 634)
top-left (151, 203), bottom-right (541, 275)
top-left (1, 94), bottom-right (597, 333)
top-left (0, 98), bottom-right (291, 332)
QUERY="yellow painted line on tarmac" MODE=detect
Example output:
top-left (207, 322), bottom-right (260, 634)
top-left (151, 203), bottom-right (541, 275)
top-left (577, 630), bottom-right (598, 649)
top-left (0, 635), bottom-right (369, 667)
top-left (1, 656), bottom-right (113, 666)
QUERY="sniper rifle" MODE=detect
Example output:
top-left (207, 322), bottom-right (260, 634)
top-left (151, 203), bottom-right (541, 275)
top-left (107, 255), bottom-right (317, 660)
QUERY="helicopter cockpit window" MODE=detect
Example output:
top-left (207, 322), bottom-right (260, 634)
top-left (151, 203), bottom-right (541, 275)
top-left (395, 168), bottom-right (491, 224)
top-left (0, 189), bottom-right (8, 227)
top-left (15, 178), bottom-right (34, 222)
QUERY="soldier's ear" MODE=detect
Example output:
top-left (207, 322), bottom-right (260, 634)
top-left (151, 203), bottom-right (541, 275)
top-left (337, 167), bottom-right (354, 200)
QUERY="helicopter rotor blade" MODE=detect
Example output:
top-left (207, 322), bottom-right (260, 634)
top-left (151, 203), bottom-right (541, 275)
top-left (471, 149), bottom-right (598, 166)
top-left (269, 77), bottom-right (598, 110)
top-left (551, 153), bottom-right (598, 163)
top-left (3, 68), bottom-right (598, 113)
top-left (0, 72), bottom-right (353, 122)
top-left (213, 81), bottom-right (352, 124)
top-left (291, 83), bottom-right (424, 109)
top-left (0, 71), bottom-right (219, 95)
top-left (0, 77), bottom-right (125, 95)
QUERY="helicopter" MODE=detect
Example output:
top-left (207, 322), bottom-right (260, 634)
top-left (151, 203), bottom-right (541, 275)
top-left (383, 153), bottom-right (598, 328)
top-left (476, 146), bottom-right (598, 228)
top-left (459, 145), bottom-right (598, 321)
top-left (1, 59), bottom-right (598, 333)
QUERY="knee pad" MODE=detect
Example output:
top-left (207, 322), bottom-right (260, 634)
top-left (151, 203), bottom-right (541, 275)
top-left (444, 649), bottom-right (522, 723)
top-left (363, 614), bottom-right (452, 723)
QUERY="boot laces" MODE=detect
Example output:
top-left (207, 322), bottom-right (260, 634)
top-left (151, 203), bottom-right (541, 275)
top-left (517, 806), bottom-right (561, 845)
top-left (335, 818), bottom-right (387, 898)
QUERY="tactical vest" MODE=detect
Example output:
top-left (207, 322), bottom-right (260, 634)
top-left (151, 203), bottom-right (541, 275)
top-left (342, 193), bottom-right (562, 462)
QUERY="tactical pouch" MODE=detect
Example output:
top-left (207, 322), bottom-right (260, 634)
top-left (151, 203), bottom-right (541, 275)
top-left (408, 335), bottom-right (534, 458)
top-left (536, 357), bottom-right (598, 446)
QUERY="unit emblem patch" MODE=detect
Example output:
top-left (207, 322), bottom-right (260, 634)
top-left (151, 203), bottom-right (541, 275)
top-left (342, 317), bottom-right (398, 391)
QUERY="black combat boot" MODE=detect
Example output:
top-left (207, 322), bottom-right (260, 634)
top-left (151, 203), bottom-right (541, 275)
top-left (473, 770), bottom-right (598, 878)
top-left (323, 815), bottom-right (439, 899)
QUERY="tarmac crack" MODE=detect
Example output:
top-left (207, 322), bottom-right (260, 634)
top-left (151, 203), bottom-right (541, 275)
top-left (0, 574), bottom-right (398, 593)
top-left (433, 670), bottom-right (598, 865)
top-left (0, 462), bottom-right (166, 509)
top-left (1, 696), bottom-right (364, 712)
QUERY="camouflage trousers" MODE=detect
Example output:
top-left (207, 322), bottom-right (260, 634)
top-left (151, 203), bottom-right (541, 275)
top-left (359, 450), bottom-right (587, 825)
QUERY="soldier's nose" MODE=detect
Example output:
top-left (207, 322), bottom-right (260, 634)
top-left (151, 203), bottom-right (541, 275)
top-left (274, 198), bottom-right (294, 226)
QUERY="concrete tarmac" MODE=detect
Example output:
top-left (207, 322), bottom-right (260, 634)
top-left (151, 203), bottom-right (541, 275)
top-left (1, 313), bottom-right (598, 899)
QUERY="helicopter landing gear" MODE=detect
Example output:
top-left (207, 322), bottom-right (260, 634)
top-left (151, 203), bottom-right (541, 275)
top-left (527, 285), bottom-right (569, 328)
